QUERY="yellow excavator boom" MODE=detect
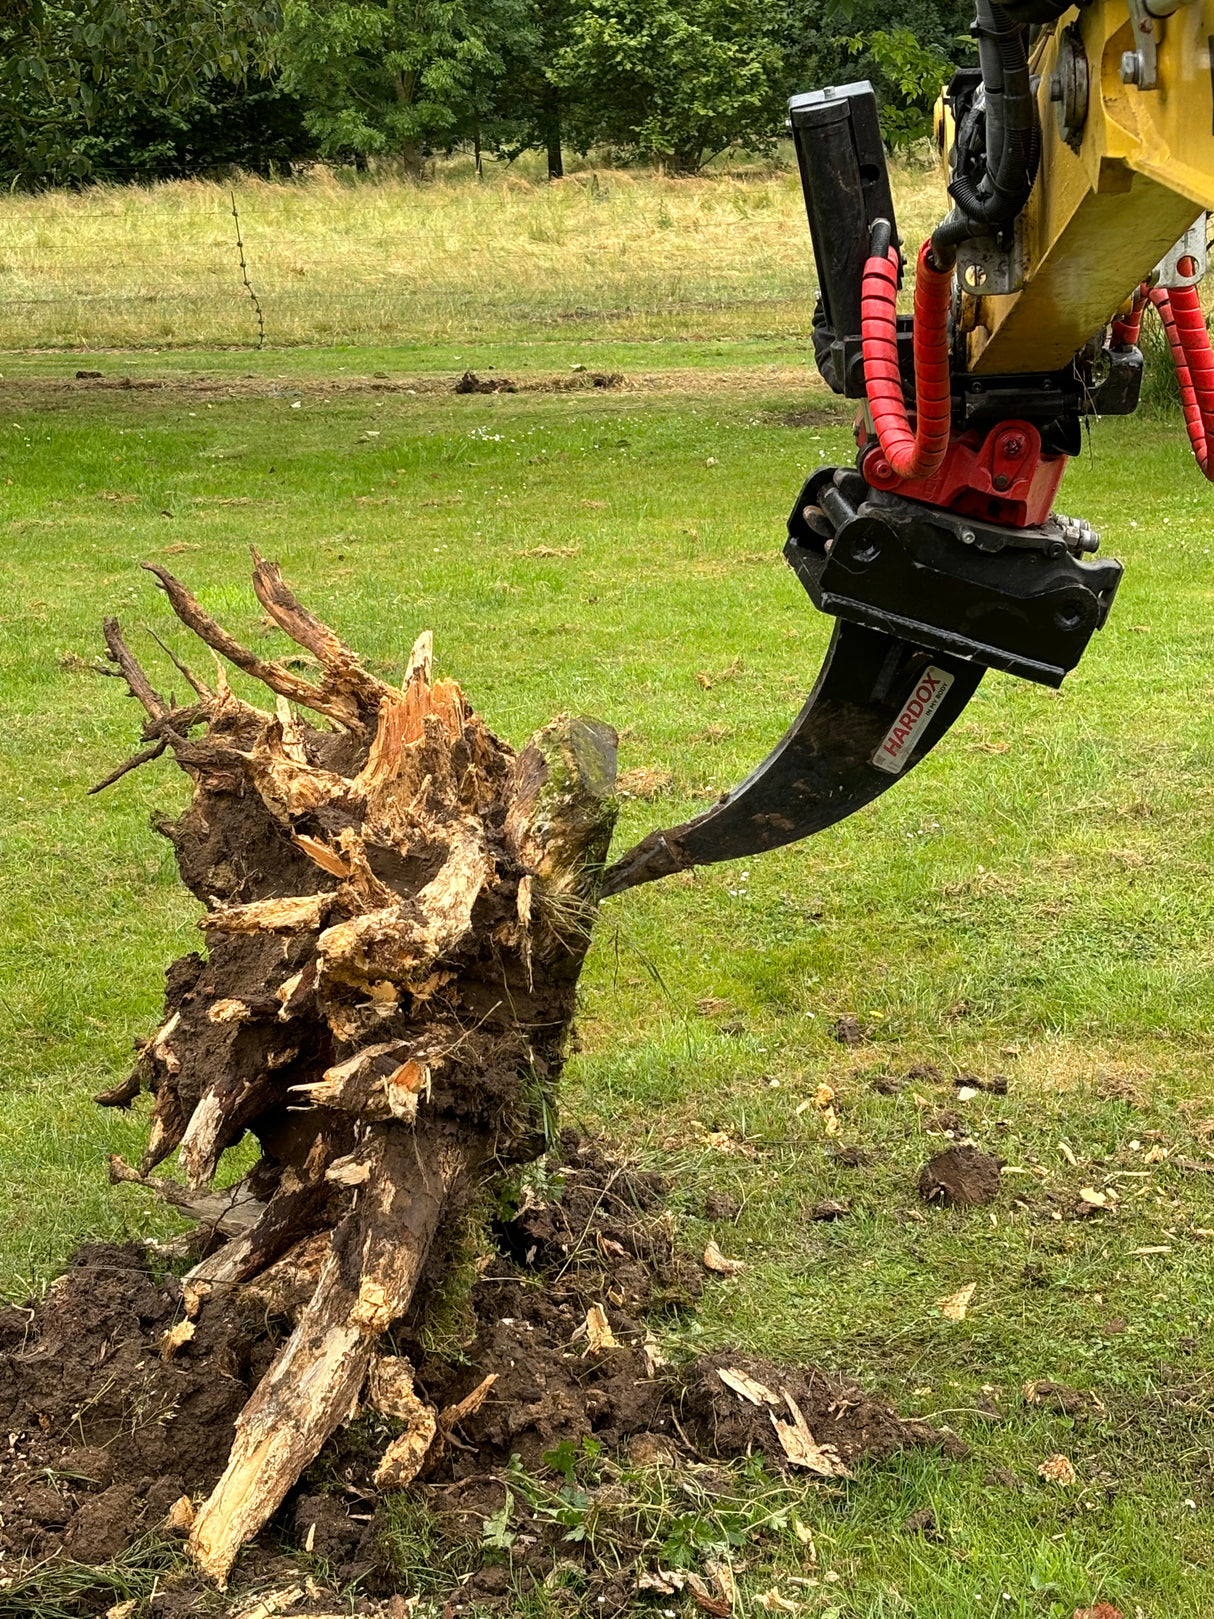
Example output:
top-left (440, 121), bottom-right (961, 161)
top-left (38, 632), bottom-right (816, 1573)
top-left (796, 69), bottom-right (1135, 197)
top-left (958, 0), bottom-right (1214, 371)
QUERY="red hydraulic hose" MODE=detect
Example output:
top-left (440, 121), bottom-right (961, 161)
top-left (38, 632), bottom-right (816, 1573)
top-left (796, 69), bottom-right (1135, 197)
top-left (1112, 284), bottom-right (1148, 349)
top-left (860, 241), bottom-right (953, 481)
top-left (1150, 284), bottom-right (1214, 481)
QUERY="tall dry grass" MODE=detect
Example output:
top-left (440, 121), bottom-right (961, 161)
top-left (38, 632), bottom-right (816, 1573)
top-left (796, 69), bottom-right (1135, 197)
top-left (0, 159), bottom-right (945, 352)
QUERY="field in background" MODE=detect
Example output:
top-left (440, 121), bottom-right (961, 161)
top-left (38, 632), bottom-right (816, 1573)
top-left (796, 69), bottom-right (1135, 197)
top-left (4, 163), bottom-right (1214, 1616)
top-left (0, 157), bottom-right (943, 352)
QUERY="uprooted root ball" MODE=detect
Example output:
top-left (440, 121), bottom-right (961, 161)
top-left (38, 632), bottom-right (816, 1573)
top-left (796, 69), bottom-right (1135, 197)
top-left (93, 555), bottom-right (616, 1582)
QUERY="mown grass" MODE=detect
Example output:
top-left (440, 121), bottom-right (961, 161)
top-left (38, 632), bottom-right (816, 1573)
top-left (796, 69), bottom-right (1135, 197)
top-left (4, 164), bottom-right (1214, 1617)
top-left (0, 155), bottom-right (944, 352)
top-left (4, 365), bottom-right (1214, 1616)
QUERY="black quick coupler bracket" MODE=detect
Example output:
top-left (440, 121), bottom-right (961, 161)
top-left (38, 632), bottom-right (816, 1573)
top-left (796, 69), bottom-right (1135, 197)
top-left (787, 467), bottom-right (1123, 688)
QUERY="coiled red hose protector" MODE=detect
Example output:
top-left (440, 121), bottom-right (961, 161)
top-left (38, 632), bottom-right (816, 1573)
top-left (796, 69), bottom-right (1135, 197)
top-left (861, 242), bottom-right (953, 481)
top-left (1150, 284), bottom-right (1214, 481)
top-left (1111, 284), bottom-right (1147, 350)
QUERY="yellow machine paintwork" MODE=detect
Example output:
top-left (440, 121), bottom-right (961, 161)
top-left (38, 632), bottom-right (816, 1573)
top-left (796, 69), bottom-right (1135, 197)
top-left (956, 0), bottom-right (1214, 373)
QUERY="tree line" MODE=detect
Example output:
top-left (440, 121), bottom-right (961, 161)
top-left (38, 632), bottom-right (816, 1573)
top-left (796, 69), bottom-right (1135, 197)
top-left (1, 0), bottom-right (974, 190)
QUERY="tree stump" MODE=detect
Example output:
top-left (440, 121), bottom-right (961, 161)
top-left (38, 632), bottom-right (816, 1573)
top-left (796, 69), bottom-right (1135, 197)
top-left (94, 553), bottom-right (617, 1584)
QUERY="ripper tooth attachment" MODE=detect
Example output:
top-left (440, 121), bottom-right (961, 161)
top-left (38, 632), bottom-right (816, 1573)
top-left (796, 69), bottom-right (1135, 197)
top-left (602, 80), bottom-right (1124, 898)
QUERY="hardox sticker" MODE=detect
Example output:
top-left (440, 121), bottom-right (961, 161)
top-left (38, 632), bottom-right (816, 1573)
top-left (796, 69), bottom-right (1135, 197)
top-left (872, 665), bottom-right (954, 775)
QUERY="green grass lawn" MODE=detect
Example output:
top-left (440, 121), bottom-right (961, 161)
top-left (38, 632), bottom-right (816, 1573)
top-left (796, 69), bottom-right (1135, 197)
top-left (4, 356), bottom-right (1214, 1616)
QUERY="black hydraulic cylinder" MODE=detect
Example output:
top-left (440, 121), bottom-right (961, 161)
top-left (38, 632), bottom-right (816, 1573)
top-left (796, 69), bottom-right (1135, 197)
top-left (789, 82), bottom-right (899, 398)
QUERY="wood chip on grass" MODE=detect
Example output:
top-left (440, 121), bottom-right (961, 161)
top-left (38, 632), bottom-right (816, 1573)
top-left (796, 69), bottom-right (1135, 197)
top-left (704, 1239), bottom-right (746, 1275)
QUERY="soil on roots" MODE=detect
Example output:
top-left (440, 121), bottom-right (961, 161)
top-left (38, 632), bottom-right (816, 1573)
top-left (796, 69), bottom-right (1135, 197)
top-left (0, 1134), bottom-right (950, 1616)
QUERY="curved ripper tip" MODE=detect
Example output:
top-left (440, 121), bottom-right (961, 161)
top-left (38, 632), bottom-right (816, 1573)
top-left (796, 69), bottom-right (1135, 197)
top-left (601, 620), bottom-right (984, 897)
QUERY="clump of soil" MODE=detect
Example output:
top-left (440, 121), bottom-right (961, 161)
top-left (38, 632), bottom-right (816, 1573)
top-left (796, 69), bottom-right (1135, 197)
top-left (0, 1242), bottom-right (273, 1569)
top-left (677, 1353), bottom-right (940, 1470)
top-left (918, 1144), bottom-right (1002, 1208)
top-left (454, 369), bottom-right (518, 394)
top-left (925, 1109), bottom-right (967, 1137)
top-left (703, 1190), bottom-right (740, 1221)
top-left (1022, 1379), bottom-right (1105, 1418)
top-left (906, 1062), bottom-right (943, 1085)
top-left (452, 370), bottom-right (624, 396)
top-left (0, 1137), bottom-right (949, 1614)
top-left (831, 1013), bottom-right (867, 1047)
top-left (830, 1144), bottom-right (872, 1169)
top-left (955, 1072), bottom-right (1009, 1096)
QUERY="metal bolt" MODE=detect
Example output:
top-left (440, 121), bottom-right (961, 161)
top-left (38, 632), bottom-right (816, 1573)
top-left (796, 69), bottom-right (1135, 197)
top-left (1120, 49), bottom-right (1142, 84)
top-left (999, 434), bottom-right (1026, 459)
top-left (993, 473), bottom-right (1011, 491)
top-left (960, 528), bottom-right (976, 545)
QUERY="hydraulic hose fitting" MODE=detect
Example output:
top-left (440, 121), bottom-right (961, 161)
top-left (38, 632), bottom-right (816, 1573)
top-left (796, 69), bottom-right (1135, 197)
top-left (930, 0), bottom-right (1039, 257)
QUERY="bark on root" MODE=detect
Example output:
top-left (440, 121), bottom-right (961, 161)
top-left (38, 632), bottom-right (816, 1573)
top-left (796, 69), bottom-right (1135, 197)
top-left (96, 555), bottom-right (617, 1584)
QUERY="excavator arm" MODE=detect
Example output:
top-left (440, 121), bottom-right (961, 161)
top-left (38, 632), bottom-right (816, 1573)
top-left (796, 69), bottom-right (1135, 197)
top-left (604, 0), bottom-right (1214, 895)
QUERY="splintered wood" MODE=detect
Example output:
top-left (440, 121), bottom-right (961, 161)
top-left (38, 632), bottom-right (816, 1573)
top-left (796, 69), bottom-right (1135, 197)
top-left (95, 553), bottom-right (617, 1583)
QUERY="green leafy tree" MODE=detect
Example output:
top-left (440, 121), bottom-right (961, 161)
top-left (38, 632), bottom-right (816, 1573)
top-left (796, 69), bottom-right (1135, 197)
top-left (275, 0), bottom-right (530, 168)
top-left (554, 0), bottom-right (785, 174)
top-left (65, 75), bottom-right (315, 184)
top-left (843, 27), bottom-right (952, 147)
top-left (478, 0), bottom-right (572, 178)
top-left (0, 0), bottom-right (280, 187)
top-left (782, 0), bottom-right (972, 150)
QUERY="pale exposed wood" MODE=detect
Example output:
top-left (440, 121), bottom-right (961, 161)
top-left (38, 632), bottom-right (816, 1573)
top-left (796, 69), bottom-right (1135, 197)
top-left (203, 894), bottom-right (334, 935)
top-left (439, 1372), bottom-right (497, 1431)
top-left (188, 1123), bottom-right (467, 1585)
top-left (367, 1356), bottom-right (440, 1487)
top-left (231, 1231), bottom-right (331, 1317)
top-left (187, 1168), bottom-right (332, 1287)
top-left (291, 833), bottom-right (351, 877)
top-left (374, 1412), bottom-right (438, 1490)
top-left (403, 629), bottom-right (433, 686)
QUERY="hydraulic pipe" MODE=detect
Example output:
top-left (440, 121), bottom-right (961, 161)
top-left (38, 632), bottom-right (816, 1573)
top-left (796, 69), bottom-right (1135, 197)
top-left (861, 241), bottom-right (954, 480)
top-left (931, 0), bottom-right (1040, 260)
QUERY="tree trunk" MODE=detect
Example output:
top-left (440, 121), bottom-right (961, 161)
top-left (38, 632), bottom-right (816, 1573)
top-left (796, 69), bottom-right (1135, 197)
top-left (544, 94), bottom-right (563, 180)
top-left (95, 555), bottom-right (617, 1585)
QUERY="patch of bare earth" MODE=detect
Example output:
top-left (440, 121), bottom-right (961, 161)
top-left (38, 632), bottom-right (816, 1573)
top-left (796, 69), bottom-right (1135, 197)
top-left (0, 1133), bottom-right (948, 1616)
top-left (0, 366), bottom-right (841, 408)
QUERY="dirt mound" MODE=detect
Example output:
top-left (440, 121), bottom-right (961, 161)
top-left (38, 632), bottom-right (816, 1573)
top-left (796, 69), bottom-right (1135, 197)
top-left (0, 1137), bottom-right (947, 1614)
top-left (918, 1144), bottom-right (1003, 1207)
top-left (0, 1243), bottom-right (272, 1568)
top-left (678, 1353), bottom-right (944, 1470)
